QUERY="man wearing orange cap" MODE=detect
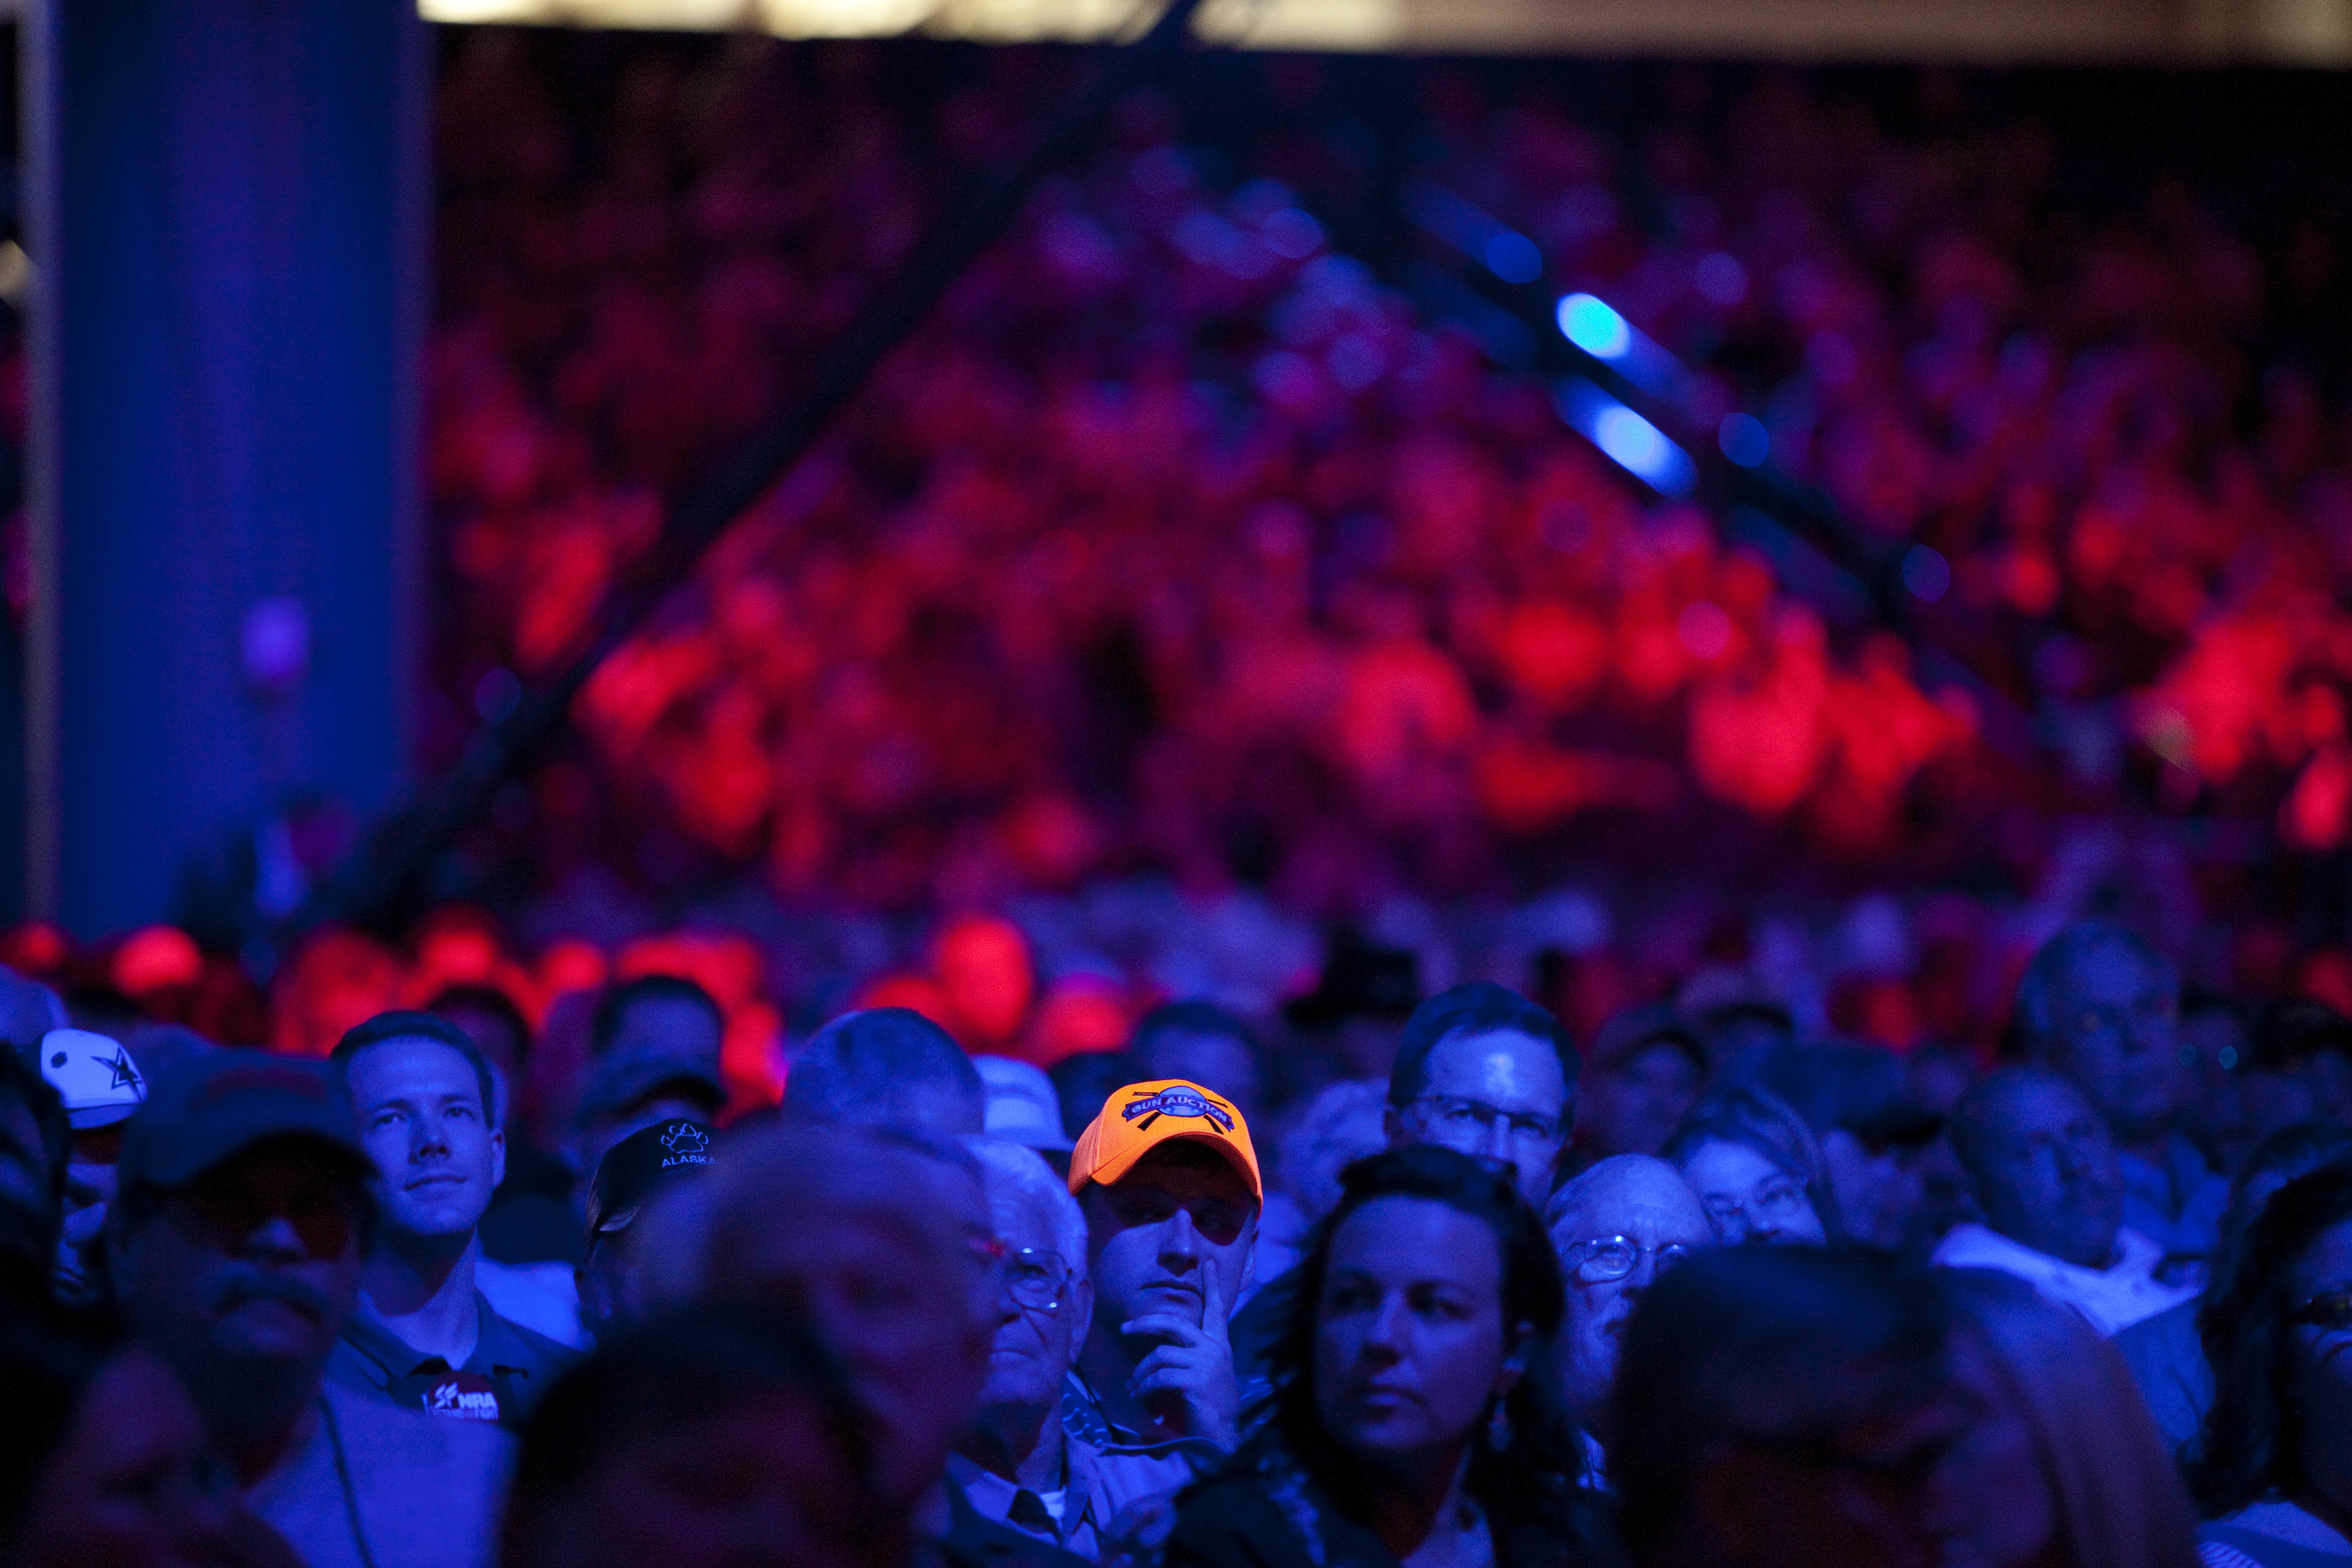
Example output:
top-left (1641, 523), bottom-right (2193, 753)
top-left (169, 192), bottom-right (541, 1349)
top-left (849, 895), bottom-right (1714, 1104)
top-left (1063, 1078), bottom-right (1261, 1507)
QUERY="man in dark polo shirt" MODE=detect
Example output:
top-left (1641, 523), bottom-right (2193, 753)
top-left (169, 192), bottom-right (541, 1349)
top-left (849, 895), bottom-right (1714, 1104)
top-left (327, 1011), bottom-right (575, 1429)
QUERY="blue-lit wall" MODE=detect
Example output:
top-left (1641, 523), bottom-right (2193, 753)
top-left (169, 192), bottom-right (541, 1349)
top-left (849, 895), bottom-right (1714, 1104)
top-left (25, 0), bottom-right (425, 937)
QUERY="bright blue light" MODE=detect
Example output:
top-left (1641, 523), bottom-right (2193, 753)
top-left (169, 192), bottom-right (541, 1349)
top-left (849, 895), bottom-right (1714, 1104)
top-left (1595, 405), bottom-right (1672, 476)
top-left (1556, 378), bottom-right (1694, 495)
top-left (1557, 293), bottom-right (1630, 358)
top-left (1485, 231), bottom-right (1542, 284)
top-left (1718, 412), bottom-right (1770, 467)
top-left (1902, 545), bottom-right (1952, 604)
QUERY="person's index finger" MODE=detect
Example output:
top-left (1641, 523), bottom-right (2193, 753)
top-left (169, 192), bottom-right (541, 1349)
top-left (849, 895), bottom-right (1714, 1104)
top-left (1200, 1258), bottom-right (1225, 1337)
top-left (1121, 1314), bottom-right (1202, 1342)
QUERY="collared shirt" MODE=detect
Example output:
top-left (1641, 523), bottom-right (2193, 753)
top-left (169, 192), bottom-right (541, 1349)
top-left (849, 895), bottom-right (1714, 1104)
top-left (2119, 1132), bottom-right (2230, 1261)
top-left (1060, 1368), bottom-right (1221, 1514)
top-left (2114, 1297), bottom-right (2210, 1454)
top-left (2201, 1500), bottom-right (2352, 1567)
top-left (935, 1477), bottom-right (1092, 1568)
top-left (949, 1436), bottom-right (1115, 1563)
top-left (1931, 1222), bottom-right (2196, 1337)
top-left (246, 1384), bottom-right (512, 1568)
top-left (330, 1288), bottom-right (578, 1431)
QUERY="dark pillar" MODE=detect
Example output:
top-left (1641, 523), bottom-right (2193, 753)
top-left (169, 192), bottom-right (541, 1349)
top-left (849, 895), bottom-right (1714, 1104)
top-left (24, 0), bottom-right (426, 937)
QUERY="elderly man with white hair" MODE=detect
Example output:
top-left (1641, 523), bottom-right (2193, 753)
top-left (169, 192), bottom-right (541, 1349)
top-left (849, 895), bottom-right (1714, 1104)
top-left (657, 1123), bottom-right (1084, 1568)
top-left (955, 1139), bottom-right (1173, 1560)
top-left (1545, 1153), bottom-right (1715, 1487)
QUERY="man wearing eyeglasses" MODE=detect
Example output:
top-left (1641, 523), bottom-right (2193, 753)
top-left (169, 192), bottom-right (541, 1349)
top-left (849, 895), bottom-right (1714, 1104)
top-left (681, 1123), bottom-right (1087, 1568)
top-left (1232, 982), bottom-right (1580, 1385)
top-left (1544, 1154), bottom-right (1715, 1486)
top-left (958, 1138), bottom-right (1164, 1561)
top-left (1383, 982), bottom-right (1581, 1214)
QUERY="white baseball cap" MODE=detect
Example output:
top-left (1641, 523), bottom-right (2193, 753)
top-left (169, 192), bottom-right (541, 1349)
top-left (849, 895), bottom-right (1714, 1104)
top-left (38, 1028), bottom-right (148, 1132)
top-left (975, 1054), bottom-right (1073, 1152)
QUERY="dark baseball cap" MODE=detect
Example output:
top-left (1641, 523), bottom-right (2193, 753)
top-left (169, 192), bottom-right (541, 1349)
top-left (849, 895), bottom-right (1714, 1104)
top-left (575, 1042), bottom-right (726, 1131)
top-left (118, 1049), bottom-right (366, 1192)
top-left (585, 1117), bottom-right (717, 1244)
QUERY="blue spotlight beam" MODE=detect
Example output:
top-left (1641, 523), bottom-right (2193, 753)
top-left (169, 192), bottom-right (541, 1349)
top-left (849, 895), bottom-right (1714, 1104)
top-left (1382, 197), bottom-right (2036, 763)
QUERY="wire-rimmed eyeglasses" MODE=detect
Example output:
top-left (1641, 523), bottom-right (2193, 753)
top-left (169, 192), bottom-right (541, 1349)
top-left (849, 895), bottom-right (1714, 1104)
top-left (1558, 1234), bottom-right (1697, 1286)
top-left (976, 1237), bottom-right (1073, 1310)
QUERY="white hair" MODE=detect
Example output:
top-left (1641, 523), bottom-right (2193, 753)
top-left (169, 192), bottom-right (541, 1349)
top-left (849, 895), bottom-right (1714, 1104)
top-left (967, 1137), bottom-right (1088, 1283)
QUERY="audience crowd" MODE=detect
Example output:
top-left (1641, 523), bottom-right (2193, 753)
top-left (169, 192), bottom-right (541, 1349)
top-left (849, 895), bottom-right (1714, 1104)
top-left (387, 35), bottom-right (2352, 945)
top-left (8, 912), bottom-right (2352, 1567)
top-left (8, 25), bottom-right (2352, 1568)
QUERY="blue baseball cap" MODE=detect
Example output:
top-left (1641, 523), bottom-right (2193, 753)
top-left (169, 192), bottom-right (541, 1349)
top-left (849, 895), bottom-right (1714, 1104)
top-left (118, 1050), bottom-right (366, 1192)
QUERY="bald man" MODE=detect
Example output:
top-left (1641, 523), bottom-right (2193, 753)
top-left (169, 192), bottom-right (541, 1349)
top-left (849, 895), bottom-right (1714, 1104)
top-left (1545, 1155), bottom-right (1714, 1474)
top-left (677, 1125), bottom-right (1082, 1568)
top-left (783, 1008), bottom-right (987, 1137)
top-left (1931, 1067), bottom-right (2194, 1336)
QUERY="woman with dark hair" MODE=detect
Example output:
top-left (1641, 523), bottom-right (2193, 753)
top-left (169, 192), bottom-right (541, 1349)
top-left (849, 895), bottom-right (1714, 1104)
top-left (1, 1308), bottom-right (263, 1568)
top-left (2188, 1162), bottom-right (2352, 1565)
top-left (1662, 1085), bottom-right (1842, 1246)
top-left (501, 1306), bottom-right (905, 1568)
top-left (1161, 1146), bottom-right (1603, 1568)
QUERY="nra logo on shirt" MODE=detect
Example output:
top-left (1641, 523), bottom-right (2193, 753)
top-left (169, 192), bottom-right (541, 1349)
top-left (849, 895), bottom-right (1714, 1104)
top-left (423, 1375), bottom-right (501, 1422)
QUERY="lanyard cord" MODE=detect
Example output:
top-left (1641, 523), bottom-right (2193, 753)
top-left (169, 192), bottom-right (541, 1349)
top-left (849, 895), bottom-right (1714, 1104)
top-left (319, 1395), bottom-right (383, 1568)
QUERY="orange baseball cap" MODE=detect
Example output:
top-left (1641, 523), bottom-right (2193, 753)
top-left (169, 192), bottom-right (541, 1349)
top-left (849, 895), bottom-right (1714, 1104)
top-left (1068, 1079), bottom-right (1263, 1203)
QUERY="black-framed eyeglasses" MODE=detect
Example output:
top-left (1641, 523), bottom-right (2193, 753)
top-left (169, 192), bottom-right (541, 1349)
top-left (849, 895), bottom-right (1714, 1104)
top-left (2291, 1290), bottom-right (2352, 1334)
top-left (1559, 1234), bottom-right (1699, 1286)
top-left (1410, 1095), bottom-right (1567, 1148)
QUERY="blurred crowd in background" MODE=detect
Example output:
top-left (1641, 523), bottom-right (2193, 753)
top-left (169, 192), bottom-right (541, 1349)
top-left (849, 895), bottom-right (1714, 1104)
top-left (7, 25), bottom-right (2352, 1568)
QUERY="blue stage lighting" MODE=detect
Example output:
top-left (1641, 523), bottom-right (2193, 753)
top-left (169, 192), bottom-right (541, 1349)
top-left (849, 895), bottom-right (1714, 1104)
top-left (1485, 231), bottom-right (1543, 284)
top-left (1557, 293), bottom-right (1630, 358)
top-left (1717, 412), bottom-right (1770, 467)
top-left (1556, 379), bottom-right (1694, 496)
top-left (1902, 545), bottom-right (1951, 603)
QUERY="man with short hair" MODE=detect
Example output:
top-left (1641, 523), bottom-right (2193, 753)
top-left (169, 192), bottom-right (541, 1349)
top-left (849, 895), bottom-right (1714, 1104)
top-left (958, 1138), bottom-right (1166, 1560)
top-left (680, 1123), bottom-right (1083, 1568)
top-left (1128, 1003), bottom-right (1267, 1125)
top-left (106, 1051), bottom-right (510, 1568)
top-left (1065, 1079), bottom-right (1261, 1499)
top-left (1383, 981), bottom-right (1581, 1214)
top-left (576, 1115), bottom-right (716, 1342)
top-left (1232, 981), bottom-right (1579, 1381)
top-left (2013, 922), bottom-right (2226, 1259)
top-left (1755, 1042), bottom-right (1941, 1251)
top-left (1931, 1066), bottom-right (2194, 1336)
top-left (1572, 1004), bottom-right (1705, 1164)
top-left (573, 1029), bottom-right (728, 1181)
top-left (784, 1006), bottom-right (987, 1136)
top-left (328, 1011), bottom-right (575, 1428)
top-left (1545, 1154), bottom-right (1714, 1477)
top-left (1674, 967), bottom-right (1797, 1079)
top-left (589, 973), bottom-right (725, 1063)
